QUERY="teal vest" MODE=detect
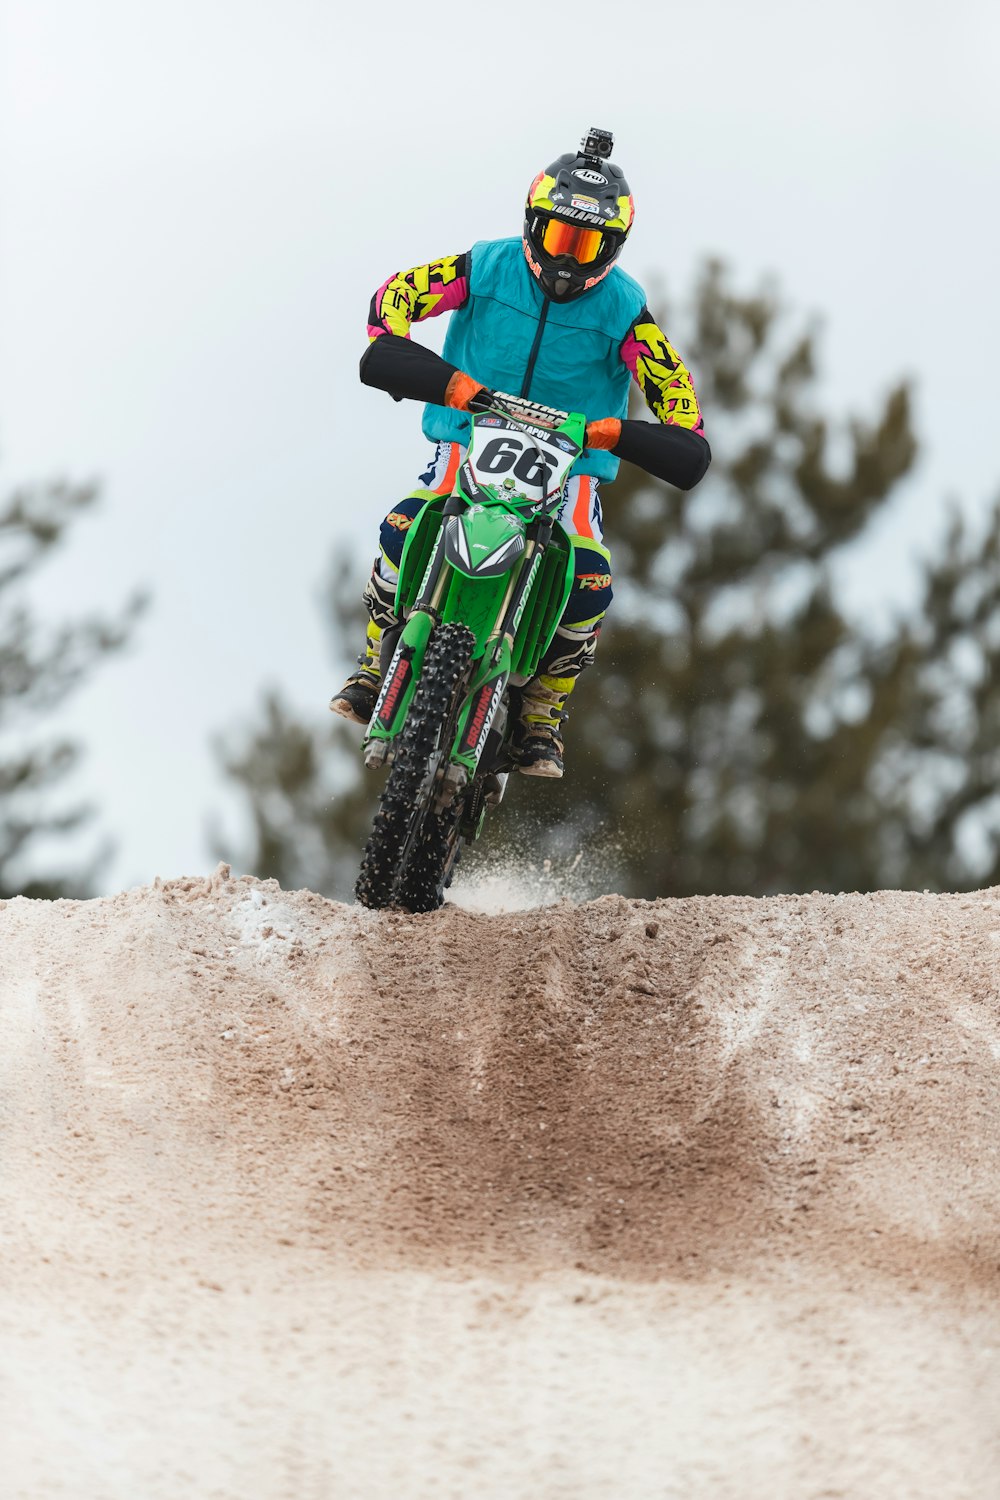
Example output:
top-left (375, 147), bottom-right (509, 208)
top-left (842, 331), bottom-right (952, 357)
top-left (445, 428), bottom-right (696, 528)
top-left (422, 236), bottom-right (646, 483)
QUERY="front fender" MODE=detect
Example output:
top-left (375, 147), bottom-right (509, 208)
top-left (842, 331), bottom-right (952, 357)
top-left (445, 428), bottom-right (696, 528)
top-left (443, 506), bottom-right (527, 579)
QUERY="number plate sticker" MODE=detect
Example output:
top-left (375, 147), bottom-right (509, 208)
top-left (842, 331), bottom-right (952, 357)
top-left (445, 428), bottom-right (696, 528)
top-left (469, 422), bottom-right (577, 503)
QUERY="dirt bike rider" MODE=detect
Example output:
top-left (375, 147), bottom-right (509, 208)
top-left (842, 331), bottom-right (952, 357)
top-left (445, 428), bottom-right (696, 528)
top-left (331, 128), bottom-right (711, 777)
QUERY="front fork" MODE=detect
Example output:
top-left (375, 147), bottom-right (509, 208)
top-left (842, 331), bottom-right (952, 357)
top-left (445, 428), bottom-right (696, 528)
top-left (362, 497), bottom-right (463, 768)
top-left (363, 608), bottom-right (434, 768)
top-left (363, 511), bottom-right (551, 787)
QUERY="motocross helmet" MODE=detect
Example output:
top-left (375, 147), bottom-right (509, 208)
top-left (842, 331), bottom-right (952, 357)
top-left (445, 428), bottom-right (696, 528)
top-left (523, 127), bottom-right (634, 301)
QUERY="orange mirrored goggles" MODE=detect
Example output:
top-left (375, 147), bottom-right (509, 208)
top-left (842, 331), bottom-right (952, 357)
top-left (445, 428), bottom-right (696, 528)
top-left (541, 219), bottom-right (604, 265)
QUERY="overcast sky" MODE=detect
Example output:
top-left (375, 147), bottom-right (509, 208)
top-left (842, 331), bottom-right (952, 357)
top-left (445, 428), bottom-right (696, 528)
top-left (2, 0), bottom-right (999, 892)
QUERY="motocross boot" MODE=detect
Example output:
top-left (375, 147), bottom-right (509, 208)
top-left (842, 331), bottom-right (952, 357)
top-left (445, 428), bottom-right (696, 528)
top-left (512, 625), bottom-right (599, 779)
top-left (329, 568), bottom-right (399, 727)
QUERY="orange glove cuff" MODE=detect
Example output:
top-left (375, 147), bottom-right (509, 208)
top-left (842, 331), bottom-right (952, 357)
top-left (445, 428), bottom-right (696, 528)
top-left (445, 370), bottom-right (485, 411)
top-left (585, 418), bottom-right (622, 451)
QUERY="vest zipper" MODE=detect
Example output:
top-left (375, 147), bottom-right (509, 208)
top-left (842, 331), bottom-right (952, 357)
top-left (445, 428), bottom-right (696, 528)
top-left (520, 299), bottom-right (550, 398)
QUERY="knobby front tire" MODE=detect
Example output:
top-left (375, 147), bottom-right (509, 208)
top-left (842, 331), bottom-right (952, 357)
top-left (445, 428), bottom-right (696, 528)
top-left (394, 801), bottom-right (463, 915)
top-left (355, 622), bottom-right (475, 912)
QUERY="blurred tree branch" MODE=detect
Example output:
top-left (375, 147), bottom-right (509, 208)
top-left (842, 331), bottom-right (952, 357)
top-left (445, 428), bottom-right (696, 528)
top-left (0, 481), bottom-right (146, 897)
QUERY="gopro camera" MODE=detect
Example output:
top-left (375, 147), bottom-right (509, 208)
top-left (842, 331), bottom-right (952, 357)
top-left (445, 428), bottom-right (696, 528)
top-left (580, 126), bottom-right (614, 161)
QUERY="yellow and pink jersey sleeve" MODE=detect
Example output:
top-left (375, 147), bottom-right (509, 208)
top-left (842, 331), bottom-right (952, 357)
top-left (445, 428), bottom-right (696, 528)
top-left (620, 310), bottom-right (705, 435)
top-left (367, 253), bottom-right (470, 340)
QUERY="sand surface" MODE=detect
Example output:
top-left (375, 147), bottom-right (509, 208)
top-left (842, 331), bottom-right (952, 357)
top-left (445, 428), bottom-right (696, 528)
top-left (1, 866), bottom-right (999, 1498)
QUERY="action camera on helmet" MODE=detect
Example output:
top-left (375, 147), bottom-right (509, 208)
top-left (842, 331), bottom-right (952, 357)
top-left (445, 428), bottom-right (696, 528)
top-left (580, 127), bottom-right (614, 162)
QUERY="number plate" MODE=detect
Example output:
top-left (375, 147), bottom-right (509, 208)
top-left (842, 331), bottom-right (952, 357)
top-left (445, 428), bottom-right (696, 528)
top-left (469, 420), bottom-right (578, 505)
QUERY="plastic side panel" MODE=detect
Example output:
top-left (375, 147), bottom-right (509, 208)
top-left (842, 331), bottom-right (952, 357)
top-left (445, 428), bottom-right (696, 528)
top-left (510, 527), bottom-right (574, 678)
top-left (396, 497), bottom-right (446, 615)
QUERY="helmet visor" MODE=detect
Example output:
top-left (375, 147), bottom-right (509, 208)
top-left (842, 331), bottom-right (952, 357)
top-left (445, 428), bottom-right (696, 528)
top-left (541, 219), bottom-right (604, 265)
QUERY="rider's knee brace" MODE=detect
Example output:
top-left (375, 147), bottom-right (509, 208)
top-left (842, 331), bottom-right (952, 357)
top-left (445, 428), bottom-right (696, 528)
top-left (538, 623), bottom-right (601, 680)
top-left (378, 495), bottom-right (431, 573)
top-left (565, 538), bottom-right (613, 630)
top-left (362, 564), bottom-right (399, 631)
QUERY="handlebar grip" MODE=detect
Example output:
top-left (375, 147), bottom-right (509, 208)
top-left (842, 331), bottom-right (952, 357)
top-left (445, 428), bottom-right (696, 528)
top-left (444, 371), bottom-right (488, 412)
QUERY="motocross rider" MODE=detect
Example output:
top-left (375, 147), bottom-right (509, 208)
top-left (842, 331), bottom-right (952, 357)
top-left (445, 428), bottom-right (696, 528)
top-left (331, 128), bottom-right (711, 777)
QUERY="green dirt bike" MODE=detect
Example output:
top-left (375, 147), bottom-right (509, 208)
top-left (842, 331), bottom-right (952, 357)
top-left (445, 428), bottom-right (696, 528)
top-left (356, 392), bottom-right (585, 914)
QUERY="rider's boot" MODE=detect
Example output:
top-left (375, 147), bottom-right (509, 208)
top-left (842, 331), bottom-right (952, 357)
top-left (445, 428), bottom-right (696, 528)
top-left (512, 625), bottom-right (600, 779)
top-left (329, 568), bottom-right (399, 726)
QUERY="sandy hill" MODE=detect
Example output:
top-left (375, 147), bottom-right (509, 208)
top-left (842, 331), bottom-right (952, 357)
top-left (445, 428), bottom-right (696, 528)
top-left (1, 866), bottom-right (999, 1498)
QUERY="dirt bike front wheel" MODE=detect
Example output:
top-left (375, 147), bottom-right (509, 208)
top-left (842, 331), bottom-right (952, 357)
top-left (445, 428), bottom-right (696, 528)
top-left (355, 621), bottom-right (475, 911)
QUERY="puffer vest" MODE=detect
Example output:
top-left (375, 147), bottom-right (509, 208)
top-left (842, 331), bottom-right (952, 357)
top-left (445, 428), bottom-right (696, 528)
top-left (423, 236), bottom-right (646, 482)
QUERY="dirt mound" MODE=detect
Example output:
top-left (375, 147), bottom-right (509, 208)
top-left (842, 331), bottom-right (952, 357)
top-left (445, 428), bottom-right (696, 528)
top-left (2, 868), bottom-right (999, 1498)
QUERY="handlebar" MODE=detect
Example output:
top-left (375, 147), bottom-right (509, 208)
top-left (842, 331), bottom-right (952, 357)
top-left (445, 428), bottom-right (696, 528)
top-left (360, 333), bottom-right (711, 492)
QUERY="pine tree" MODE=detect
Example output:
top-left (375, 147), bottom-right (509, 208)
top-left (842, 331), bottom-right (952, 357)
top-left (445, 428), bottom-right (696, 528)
top-left (216, 260), bottom-right (1000, 898)
top-left (214, 561), bottom-right (375, 897)
top-left (0, 481), bottom-right (144, 897)
top-left (529, 260), bottom-right (1000, 895)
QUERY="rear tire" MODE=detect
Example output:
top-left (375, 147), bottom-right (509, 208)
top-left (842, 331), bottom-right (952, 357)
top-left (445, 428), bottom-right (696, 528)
top-left (355, 622), bottom-right (474, 911)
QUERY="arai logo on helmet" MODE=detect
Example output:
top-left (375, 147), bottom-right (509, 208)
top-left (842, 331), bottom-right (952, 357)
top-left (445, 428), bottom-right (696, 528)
top-left (574, 168), bottom-right (607, 185)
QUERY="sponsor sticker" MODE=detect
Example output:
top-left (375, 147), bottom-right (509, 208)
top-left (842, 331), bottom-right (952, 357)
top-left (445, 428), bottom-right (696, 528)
top-left (511, 554), bottom-right (542, 634)
top-left (462, 679), bottom-right (505, 758)
top-left (553, 205), bottom-right (606, 225)
top-left (574, 168), bottom-right (607, 185)
top-left (374, 650), bottom-right (412, 728)
top-left (415, 550), bottom-right (437, 602)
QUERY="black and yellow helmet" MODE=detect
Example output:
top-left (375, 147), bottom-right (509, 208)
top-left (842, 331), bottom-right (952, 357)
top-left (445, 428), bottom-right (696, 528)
top-left (523, 127), bottom-right (634, 301)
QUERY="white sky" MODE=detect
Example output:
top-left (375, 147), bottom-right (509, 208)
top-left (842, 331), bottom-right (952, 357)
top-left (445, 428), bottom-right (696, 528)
top-left (2, 0), bottom-right (999, 892)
